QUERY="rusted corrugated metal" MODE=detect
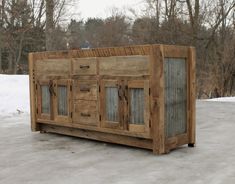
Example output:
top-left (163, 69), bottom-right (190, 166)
top-left (105, 87), bottom-right (119, 122)
top-left (130, 88), bottom-right (144, 125)
top-left (41, 85), bottom-right (50, 114)
top-left (57, 86), bottom-right (68, 116)
top-left (164, 58), bottom-right (187, 137)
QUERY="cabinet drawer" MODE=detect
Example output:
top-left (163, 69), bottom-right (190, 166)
top-left (73, 100), bottom-right (98, 126)
top-left (99, 56), bottom-right (150, 76)
top-left (74, 80), bottom-right (98, 100)
top-left (72, 58), bottom-right (97, 75)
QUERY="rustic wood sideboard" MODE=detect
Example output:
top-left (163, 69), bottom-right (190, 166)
top-left (29, 44), bottom-right (196, 154)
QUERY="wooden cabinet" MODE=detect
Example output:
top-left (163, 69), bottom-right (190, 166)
top-left (30, 44), bottom-right (196, 155)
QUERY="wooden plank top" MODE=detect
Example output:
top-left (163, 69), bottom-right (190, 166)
top-left (30, 44), bottom-right (191, 60)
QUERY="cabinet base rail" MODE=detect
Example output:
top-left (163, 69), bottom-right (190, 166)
top-left (39, 123), bottom-right (153, 150)
top-left (39, 123), bottom-right (192, 154)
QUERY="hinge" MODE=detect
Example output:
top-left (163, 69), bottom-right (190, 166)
top-left (99, 115), bottom-right (101, 121)
top-left (99, 85), bottom-right (101, 92)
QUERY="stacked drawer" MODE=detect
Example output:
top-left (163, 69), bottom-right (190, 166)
top-left (72, 58), bottom-right (98, 126)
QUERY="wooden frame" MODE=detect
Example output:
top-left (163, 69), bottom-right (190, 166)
top-left (127, 80), bottom-right (150, 133)
top-left (100, 80), bottom-right (123, 129)
top-left (54, 79), bottom-right (72, 123)
top-left (36, 80), bottom-right (53, 121)
top-left (29, 44), bottom-right (196, 155)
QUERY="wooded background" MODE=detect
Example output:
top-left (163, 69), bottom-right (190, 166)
top-left (0, 0), bottom-right (235, 98)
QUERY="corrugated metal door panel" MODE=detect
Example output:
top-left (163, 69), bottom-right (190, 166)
top-left (41, 85), bottom-right (50, 114)
top-left (105, 87), bottom-right (119, 122)
top-left (130, 88), bottom-right (144, 125)
top-left (164, 58), bottom-right (187, 138)
top-left (57, 85), bottom-right (68, 116)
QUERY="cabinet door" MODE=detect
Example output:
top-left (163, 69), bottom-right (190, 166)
top-left (54, 80), bottom-right (72, 123)
top-left (100, 80), bottom-right (123, 129)
top-left (127, 80), bottom-right (150, 133)
top-left (36, 80), bottom-right (52, 120)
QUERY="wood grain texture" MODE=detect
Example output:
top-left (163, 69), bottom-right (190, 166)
top-left (28, 53), bottom-right (39, 131)
top-left (40, 123), bottom-right (153, 149)
top-left (35, 59), bottom-right (71, 77)
top-left (36, 80), bottom-right (52, 121)
top-left (127, 80), bottom-right (150, 133)
top-left (54, 80), bottom-right (72, 123)
top-left (150, 45), bottom-right (166, 154)
top-left (73, 100), bottom-right (98, 126)
top-left (188, 47), bottom-right (196, 145)
top-left (99, 56), bottom-right (150, 76)
top-left (165, 134), bottom-right (189, 152)
top-left (73, 80), bottom-right (98, 101)
top-left (72, 57), bottom-right (97, 75)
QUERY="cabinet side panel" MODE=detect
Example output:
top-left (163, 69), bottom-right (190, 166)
top-left (29, 53), bottom-right (39, 131)
top-left (164, 58), bottom-right (187, 137)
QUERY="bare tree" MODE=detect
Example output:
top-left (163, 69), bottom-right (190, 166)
top-left (45, 0), bottom-right (55, 51)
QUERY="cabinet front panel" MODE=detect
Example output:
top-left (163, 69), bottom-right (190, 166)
top-left (73, 100), bottom-right (98, 126)
top-left (57, 85), bottom-right (68, 116)
top-left (129, 88), bottom-right (144, 125)
top-left (100, 80), bottom-right (123, 129)
top-left (35, 59), bottom-right (70, 77)
top-left (127, 80), bottom-right (150, 133)
top-left (74, 80), bottom-right (97, 101)
top-left (72, 58), bottom-right (97, 75)
top-left (41, 85), bottom-right (51, 114)
top-left (36, 80), bottom-right (52, 120)
top-left (105, 87), bottom-right (119, 122)
top-left (99, 56), bottom-right (150, 76)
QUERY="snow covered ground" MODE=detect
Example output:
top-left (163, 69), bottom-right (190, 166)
top-left (205, 97), bottom-right (235, 102)
top-left (0, 75), bottom-right (235, 184)
top-left (0, 74), bottom-right (30, 115)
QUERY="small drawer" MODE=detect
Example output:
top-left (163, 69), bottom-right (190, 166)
top-left (74, 80), bottom-right (98, 101)
top-left (73, 100), bottom-right (98, 126)
top-left (72, 58), bottom-right (97, 75)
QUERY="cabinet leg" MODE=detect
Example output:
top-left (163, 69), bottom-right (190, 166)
top-left (188, 143), bottom-right (195, 147)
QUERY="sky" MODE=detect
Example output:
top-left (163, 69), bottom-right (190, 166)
top-left (77, 0), bottom-right (145, 20)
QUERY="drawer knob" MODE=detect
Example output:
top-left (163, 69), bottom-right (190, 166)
top-left (81, 113), bottom-right (91, 117)
top-left (80, 65), bottom-right (90, 69)
top-left (80, 87), bottom-right (90, 92)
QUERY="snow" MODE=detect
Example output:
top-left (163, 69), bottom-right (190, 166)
top-left (205, 97), bottom-right (235, 102)
top-left (0, 74), bottom-right (30, 115)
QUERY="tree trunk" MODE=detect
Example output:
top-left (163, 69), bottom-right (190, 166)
top-left (8, 52), bottom-right (13, 74)
top-left (45, 0), bottom-right (55, 51)
top-left (0, 0), bottom-right (3, 73)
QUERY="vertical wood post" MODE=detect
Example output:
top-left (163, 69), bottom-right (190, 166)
top-left (28, 53), bottom-right (38, 131)
top-left (150, 45), bottom-right (165, 154)
top-left (188, 47), bottom-right (196, 146)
